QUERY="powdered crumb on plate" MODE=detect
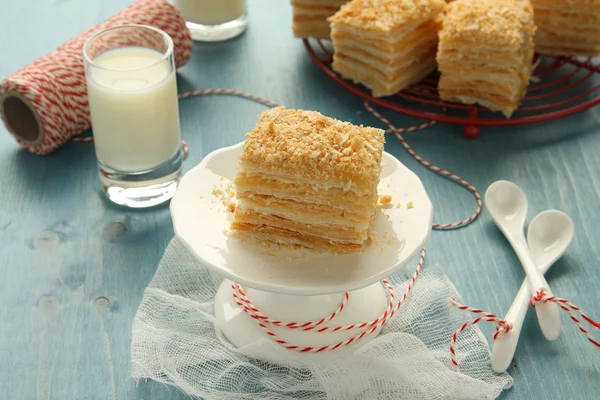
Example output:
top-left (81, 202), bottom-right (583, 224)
top-left (212, 182), bottom-right (237, 212)
top-left (378, 194), bottom-right (393, 208)
top-left (226, 202), bottom-right (236, 213)
top-left (396, 202), bottom-right (401, 208)
top-left (407, 201), bottom-right (414, 209)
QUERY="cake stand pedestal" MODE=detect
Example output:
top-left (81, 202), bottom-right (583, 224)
top-left (214, 279), bottom-right (387, 353)
top-left (170, 142), bottom-right (433, 354)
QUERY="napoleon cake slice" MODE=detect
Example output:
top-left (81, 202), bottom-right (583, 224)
top-left (291, 0), bottom-right (348, 39)
top-left (437, 0), bottom-right (536, 118)
top-left (531, 0), bottom-right (600, 57)
top-left (328, 0), bottom-right (446, 97)
top-left (231, 107), bottom-right (385, 253)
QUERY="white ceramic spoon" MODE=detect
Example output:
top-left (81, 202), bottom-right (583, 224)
top-left (491, 210), bottom-right (574, 372)
top-left (485, 181), bottom-right (562, 342)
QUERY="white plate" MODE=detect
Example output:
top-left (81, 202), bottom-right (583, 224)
top-left (171, 142), bottom-right (433, 295)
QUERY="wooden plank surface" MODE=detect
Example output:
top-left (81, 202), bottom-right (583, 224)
top-left (0, 1), bottom-right (599, 399)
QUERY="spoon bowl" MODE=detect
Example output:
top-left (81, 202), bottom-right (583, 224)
top-left (528, 210), bottom-right (575, 266)
top-left (485, 180), bottom-right (528, 229)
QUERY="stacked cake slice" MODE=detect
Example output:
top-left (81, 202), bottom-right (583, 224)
top-left (532, 0), bottom-right (600, 57)
top-left (328, 0), bottom-right (446, 97)
top-left (231, 107), bottom-right (385, 252)
top-left (437, 0), bottom-right (536, 118)
top-left (291, 0), bottom-right (348, 39)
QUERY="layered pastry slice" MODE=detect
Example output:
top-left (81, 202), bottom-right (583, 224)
top-left (292, 0), bottom-right (348, 39)
top-left (437, 0), bottom-right (536, 118)
top-left (231, 107), bottom-right (385, 252)
top-left (328, 0), bottom-right (446, 97)
top-left (532, 0), bottom-right (600, 57)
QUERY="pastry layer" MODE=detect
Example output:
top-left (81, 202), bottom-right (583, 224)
top-left (333, 40), bottom-right (438, 76)
top-left (292, 0), bottom-right (348, 7)
top-left (231, 224), bottom-right (363, 252)
top-left (333, 58), bottom-right (436, 97)
top-left (438, 49), bottom-right (525, 68)
top-left (234, 208), bottom-right (365, 242)
top-left (292, 23), bottom-right (331, 39)
top-left (333, 47), bottom-right (437, 92)
top-left (293, 7), bottom-right (342, 17)
top-left (534, 44), bottom-right (600, 57)
top-left (236, 195), bottom-right (371, 229)
top-left (334, 57), bottom-right (436, 97)
top-left (531, 0), bottom-right (600, 14)
top-left (330, 17), bottom-right (442, 49)
top-left (534, 8), bottom-right (600, 29)
top-left (532, 4), bottom-right (600, 56)
top-left (438, 88), bottom-right (518, 117)
top-left (235, 172), bottom-right (376, 211)
top-left (291, 0), bottom-right (347, 38)
top-left (439, 79), bottom-right (519, 101)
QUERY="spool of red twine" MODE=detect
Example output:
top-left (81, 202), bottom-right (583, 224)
top-left (0, 0), bottom-right (193, 155)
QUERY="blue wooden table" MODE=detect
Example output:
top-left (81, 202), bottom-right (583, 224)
top-left (1, 1), bottom-right (599, 399)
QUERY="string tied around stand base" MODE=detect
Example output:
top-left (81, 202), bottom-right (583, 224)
top-left (230, 249), bottom-right (426, 353)
top-left (449, 290), bottom-right (600, 372)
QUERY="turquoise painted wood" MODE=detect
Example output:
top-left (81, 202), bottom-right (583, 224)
top-left (1, 1), bottom-right (599, 399)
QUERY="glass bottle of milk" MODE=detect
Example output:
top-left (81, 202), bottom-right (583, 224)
top-left (172, 0), bottom-right (248, 42)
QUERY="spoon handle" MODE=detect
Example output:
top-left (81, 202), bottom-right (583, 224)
top-left (512, 238), bottom-right (562, 341)
top-left (491, 256), bottom-right (555, 372)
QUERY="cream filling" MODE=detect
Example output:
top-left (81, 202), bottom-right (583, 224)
top-left (236, 200), bottom-right (371, 231)
top-left (238, 166), bottom-right (374, 195)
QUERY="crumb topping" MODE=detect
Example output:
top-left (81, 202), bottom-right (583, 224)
top-left (440, 0), bottom-right (535, 47)
top-left (239, 107), bottom-right (385, 191)
top-left (407, 201), bottom-right (414, 209)
top-left (378, 194), bottom-right (393, 207)
top-left (328, 0), bottom-right (446, 32)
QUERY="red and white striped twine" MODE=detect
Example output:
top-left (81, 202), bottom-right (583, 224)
top-left (448, 298), bottom-right (512, 371)
top-left (178, 88), bottom-right (282, 108)
top-left (449, 289), bottom-right (600, 371)
top-left (531, 289), bottom-right (600, 348)
top-left (232, 249), bottom-right (426, 353)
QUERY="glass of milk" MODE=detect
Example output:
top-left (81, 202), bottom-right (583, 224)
top-left (83, 25), bottom-right (183, 208)
top-left (172, 0), bottom-right (248, 42)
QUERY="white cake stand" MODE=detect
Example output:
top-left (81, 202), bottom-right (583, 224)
top-left (171, 142), bottom-right (433, 355)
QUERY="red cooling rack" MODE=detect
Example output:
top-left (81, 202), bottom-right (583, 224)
top-left (304, 38), bottom-right (600, 138)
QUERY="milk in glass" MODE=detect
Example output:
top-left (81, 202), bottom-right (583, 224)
top-left (86, 47), bottom-right (181, 172)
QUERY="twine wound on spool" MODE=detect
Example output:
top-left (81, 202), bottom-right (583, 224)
top-left (0, 0), bottom-right (193, 155)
